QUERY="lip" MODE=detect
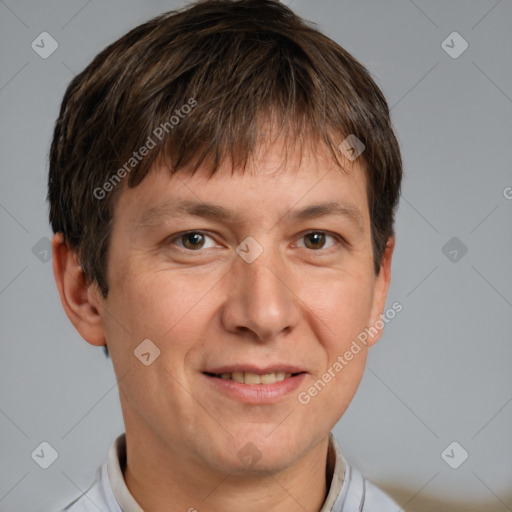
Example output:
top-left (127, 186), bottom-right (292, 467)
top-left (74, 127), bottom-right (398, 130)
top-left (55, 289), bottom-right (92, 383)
top-left (202, 371), bottom-right (307, 405)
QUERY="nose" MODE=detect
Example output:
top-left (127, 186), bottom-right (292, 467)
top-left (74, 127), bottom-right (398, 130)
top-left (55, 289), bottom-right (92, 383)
top-left (220, 243), bottom-right (300, 342)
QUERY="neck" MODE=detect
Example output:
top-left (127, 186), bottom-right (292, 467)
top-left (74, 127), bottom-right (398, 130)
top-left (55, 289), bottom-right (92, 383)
top-left (123, 424), bottom-right (331, 512)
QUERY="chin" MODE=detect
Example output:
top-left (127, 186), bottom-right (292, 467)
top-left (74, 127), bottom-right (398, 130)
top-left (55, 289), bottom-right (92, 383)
top-left (221, 428), bottom-right (301, 473)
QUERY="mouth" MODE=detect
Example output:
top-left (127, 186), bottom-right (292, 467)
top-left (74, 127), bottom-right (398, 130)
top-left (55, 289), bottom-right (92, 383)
top-left (202, 366), bottom-right (307, 404)
top-left (203, 370), bottom-right (304, 384)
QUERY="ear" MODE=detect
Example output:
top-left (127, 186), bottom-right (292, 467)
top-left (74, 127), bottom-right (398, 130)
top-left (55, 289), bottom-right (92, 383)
top-left (51, 232), bottom-right (107, 347)
top-left (366, 236), bottom-right (395, 348)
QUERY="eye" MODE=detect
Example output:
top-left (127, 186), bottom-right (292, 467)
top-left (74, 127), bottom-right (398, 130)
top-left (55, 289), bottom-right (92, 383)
top-left (165, 230), bottom-right (345, 253)
top-left (295, 231), bottom-right (341, 251)
top-left (168, 231), bottom-right (218, 251)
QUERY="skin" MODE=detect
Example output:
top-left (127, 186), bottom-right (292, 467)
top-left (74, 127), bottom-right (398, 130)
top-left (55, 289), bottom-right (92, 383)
top-left (52, 134), bottom-right (394, 512)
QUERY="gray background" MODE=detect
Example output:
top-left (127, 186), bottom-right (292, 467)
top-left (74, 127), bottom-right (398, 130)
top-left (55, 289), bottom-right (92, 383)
top-left (1, 1), bottom-right (511, 511)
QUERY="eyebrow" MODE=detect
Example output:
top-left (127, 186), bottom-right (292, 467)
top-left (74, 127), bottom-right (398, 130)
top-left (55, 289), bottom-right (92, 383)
top-left (135, 199), bottom-right (364, 232)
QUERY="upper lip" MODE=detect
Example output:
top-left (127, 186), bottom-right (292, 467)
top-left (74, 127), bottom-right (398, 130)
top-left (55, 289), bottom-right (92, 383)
top-left (204, 365), bottom-right (307, 375)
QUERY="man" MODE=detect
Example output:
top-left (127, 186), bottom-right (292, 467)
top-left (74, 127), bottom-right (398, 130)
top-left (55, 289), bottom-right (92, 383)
top-left (48, 1), bottom-right (403, 510)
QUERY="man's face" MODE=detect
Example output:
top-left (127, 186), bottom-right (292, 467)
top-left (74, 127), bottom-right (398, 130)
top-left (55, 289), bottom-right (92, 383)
top-left (91, 137), bottom-right (392, 473)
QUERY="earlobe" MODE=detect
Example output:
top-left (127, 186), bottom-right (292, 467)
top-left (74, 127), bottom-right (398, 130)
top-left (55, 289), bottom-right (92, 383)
top-left (52, 232), bottom-right (107, 347)
top-left (366, 236), bottom-right (395, 348)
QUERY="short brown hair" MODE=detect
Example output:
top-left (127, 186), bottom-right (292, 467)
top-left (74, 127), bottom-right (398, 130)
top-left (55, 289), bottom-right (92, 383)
top-left (48, 0), bottom-right (402, 335)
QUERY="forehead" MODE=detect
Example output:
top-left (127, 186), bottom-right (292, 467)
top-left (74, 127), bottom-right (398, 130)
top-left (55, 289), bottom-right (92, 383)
top-left (113, 137), bottom-right (369, 231)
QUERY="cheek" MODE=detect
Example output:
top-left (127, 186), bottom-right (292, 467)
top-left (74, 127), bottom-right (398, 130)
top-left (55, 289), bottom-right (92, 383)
top-left (112, 265), bottom-right (192, 334)
top-left (104, 268), bottom-right (205, 424)
top-left (308, 273), bottom-right (375, 351)
top-left (297, 279), bottom-right (373, 430)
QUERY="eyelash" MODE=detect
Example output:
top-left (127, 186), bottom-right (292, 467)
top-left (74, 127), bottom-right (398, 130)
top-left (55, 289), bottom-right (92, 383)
top-left (165, 230), bottom-right (347, 253)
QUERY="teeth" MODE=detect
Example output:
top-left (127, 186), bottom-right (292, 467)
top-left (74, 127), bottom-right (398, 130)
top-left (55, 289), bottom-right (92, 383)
top-left (213, 371), bottom-right (294, 384)
top-left (232, 371), bottom-right (244, 383)
top-left (260, 373), bottom-right (276, 384)
top-left (244, 372), bottom-right (261, 384)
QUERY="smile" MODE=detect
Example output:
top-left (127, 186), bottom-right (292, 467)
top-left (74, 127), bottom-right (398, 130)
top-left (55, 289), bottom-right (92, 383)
top-left (202, 369), bottom-right (307, 404)
top-left (204, 371), bottom-right (302, 384)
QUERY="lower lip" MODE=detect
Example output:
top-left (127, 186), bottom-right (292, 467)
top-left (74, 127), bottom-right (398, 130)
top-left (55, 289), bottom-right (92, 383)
top-left (202, 373), bottom-right (307, 404)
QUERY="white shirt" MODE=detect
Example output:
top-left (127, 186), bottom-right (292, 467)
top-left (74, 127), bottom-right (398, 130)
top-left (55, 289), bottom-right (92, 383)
top-left (60, 432), bottom-right (399, 512)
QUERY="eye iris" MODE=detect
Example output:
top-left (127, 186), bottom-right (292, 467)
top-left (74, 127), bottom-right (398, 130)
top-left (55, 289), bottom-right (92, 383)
top-left (304, 232), bottom-right (325, 250)
top-left (182, 232), bottom-right (204, 250)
